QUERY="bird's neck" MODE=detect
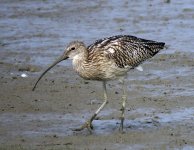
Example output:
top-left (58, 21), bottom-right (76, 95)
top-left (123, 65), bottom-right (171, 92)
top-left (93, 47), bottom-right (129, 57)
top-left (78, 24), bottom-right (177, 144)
top-left (72, 52), bottom-right (88, 74)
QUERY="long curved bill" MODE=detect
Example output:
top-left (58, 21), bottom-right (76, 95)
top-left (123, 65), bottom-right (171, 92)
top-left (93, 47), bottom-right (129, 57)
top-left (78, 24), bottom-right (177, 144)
top-left (32, 55), bottom-right (68, 91)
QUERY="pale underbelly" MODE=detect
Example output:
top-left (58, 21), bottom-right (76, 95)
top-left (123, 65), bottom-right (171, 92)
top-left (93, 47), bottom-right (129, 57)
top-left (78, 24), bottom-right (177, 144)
top-left (77, 65), bottom-right (131, 81)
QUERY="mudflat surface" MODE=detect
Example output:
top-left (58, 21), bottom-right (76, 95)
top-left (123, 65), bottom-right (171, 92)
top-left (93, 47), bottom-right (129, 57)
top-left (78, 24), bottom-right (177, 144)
top-left (0, 0), bottom-right (194, 150)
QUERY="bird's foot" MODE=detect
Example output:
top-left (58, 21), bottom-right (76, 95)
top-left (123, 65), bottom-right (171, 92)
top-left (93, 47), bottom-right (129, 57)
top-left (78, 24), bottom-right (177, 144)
top-left (73, 120), bottom-right (94, 133)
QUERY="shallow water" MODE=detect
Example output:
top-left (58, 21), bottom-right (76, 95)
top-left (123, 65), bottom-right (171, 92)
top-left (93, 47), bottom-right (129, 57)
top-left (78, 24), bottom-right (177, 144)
top-left (0, 107), bottom-right (194, 139)
top-left (1, 0), bottom-right (194, 66)
top-left (0, 0), bottom-right (194, 149)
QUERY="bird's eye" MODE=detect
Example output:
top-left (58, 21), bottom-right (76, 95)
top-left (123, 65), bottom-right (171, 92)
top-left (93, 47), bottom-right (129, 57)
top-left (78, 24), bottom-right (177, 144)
top-left (71, 47), bottom-right (75, 50)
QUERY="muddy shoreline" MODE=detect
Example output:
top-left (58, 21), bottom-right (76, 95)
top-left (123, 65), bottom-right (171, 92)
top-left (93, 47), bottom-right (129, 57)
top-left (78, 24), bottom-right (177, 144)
top-left (1, 0), bottom-right (194, 149)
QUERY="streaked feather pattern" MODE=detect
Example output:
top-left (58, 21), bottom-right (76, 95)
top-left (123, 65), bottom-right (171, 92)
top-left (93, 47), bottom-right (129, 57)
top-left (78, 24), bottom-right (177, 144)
top-left (63, 35), bottom-right (165, 81)
top-left (87, 35), bottom-right (165, 68)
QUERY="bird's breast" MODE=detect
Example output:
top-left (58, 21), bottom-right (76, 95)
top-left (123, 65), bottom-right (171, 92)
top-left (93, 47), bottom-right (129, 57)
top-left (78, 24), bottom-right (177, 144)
top-left (73, 57), bottom-right (130, 81)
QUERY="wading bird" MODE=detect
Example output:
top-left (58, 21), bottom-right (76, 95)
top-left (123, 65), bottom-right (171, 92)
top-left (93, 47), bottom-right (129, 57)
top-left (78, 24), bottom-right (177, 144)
top-left (32, 35), bottom-right (165, 132)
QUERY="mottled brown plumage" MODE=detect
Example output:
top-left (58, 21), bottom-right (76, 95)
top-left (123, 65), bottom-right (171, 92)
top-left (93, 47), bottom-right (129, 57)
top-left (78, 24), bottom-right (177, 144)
top-left (88, 35), bottom-right (164, 68)
top-left (32, 35), bottom-right (165, 132)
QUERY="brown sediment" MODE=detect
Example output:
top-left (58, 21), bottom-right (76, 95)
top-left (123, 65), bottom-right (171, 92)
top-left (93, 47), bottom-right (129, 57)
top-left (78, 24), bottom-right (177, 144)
top-left (0, 0), bottom-right (194, 149)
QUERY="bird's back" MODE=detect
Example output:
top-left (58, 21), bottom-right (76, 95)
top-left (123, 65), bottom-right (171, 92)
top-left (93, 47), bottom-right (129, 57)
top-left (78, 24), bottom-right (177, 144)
top-left (87, 35), bottom-right (165, 68)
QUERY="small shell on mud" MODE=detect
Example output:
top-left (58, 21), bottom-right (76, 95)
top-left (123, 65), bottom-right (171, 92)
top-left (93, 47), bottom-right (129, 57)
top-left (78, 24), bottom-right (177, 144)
top-left (21, 73), bottom-right (28, 78)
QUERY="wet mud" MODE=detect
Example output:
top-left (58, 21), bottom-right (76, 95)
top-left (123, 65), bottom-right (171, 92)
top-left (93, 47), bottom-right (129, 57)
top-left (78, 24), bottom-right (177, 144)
top-left (0, 0), bottom-right (194, 149)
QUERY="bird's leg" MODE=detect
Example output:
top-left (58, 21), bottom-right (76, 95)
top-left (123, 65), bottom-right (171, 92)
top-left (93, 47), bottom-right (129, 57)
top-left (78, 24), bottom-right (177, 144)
top-left (119, 79), bottom-right (127, 132)
top-left (73, 81), bottom-right (108, 132)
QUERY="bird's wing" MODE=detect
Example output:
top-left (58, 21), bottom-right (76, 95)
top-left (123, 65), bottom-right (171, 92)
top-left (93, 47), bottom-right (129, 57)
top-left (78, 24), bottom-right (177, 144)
top-left (88, 35), bottom-right (165, 68)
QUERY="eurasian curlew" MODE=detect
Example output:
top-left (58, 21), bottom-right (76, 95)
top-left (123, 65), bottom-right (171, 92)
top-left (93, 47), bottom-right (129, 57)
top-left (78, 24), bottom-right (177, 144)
top-left (32, 35), bottom-right (165, 132)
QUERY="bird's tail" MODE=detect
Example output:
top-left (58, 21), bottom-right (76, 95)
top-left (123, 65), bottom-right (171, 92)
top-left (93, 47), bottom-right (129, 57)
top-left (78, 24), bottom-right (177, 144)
top-left (147, 42), bottom-right (165, 56)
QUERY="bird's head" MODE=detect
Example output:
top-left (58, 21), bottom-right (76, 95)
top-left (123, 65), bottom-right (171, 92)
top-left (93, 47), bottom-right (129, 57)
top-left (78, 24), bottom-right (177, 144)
top-left (64, 41), bottom-right (86, 60)
top-left (32, 41), bottom-right (86, 91)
